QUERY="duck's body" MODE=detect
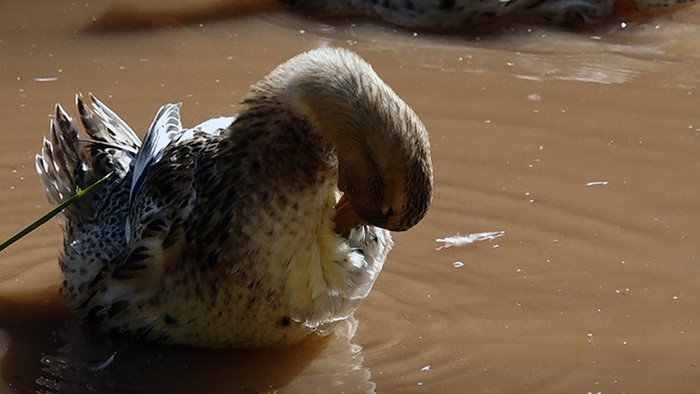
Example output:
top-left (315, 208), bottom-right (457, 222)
top-left (36, 48), bottom-right (432, 348)
top-left (280, 0), bottom-right (694, 27)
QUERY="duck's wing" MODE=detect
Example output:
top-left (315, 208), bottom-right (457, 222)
top-left (116, 107), bottom-right (233, 277)
top-left (80, 105), bottom-right (193, 320)
top-left (129, 107), bottom-right (233, 211)
top-left (192, 116), bottom-right (234, 134)
top-left (129, 103), bottom-right (182, 210)
top-left (171, 116), bottom-right (234, 144)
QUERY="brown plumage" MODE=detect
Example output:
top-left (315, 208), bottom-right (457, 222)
top-left (36, 47), bottom-right (433, 348)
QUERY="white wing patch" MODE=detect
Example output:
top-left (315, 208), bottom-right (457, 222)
top-left (126, 103), bottom-right (183, 239)
top-left (175, 116), bottom-right (235, 143)
top-left (194, 116), bottom-right (234, 133)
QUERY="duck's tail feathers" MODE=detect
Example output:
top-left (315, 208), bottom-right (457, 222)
top-left (75, 94), bottom-right (141, 175)
top-left (36, 94), bottom-right (141, 222)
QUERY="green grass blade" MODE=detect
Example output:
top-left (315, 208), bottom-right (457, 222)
top-left (0, 172), bottom-right (113, 253)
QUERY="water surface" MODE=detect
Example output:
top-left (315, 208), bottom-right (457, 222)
top-left (0, 1), bottom-right (699, 392)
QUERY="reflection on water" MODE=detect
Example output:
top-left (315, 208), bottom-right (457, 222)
top-left (0, 0), bottom-right (699, 393)
top-left (1, 290), bottom-right (374, 393)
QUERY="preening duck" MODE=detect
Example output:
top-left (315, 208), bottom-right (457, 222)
top-left (36, 47), bottom-right (433, 348)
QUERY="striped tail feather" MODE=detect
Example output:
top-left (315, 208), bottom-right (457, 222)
top-left (75, 94), bottom-right (140, 178)
top-left (35, 94), bottom-right (142, 228)
top-left (36, 104), bottom-right (83, 208)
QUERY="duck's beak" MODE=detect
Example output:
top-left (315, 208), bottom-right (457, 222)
top-left (333, 194), bottom-right (367, 235)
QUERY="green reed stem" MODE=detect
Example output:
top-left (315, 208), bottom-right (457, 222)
top-left (0, 172), bottom-right (113, 253)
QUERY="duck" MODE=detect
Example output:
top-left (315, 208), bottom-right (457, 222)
top-left (35, 47), bottom-right (433, 348)
top-left (278, 0), bottom-right (695, 27)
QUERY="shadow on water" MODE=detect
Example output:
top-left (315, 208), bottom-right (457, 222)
top-left (83, 0), bottom-right (279, 33)
top-left (0, 290), bottom-right (326, 393)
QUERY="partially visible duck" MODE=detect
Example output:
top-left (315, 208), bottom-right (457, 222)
top-left (279, 0), bottom-right (695, 27)
top-left (36, 47), bottom-right (433, 348)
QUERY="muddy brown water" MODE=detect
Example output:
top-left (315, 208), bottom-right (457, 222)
top-left (1, 1), bottom-right (699, 393)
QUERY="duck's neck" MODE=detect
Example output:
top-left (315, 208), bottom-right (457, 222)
top-left (245, 48), bottom-right (391, 148)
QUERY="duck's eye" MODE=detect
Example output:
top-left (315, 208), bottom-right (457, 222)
top-left (382, 206), bottom-right (394, 218)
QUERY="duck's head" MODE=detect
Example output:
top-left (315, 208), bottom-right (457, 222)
top-left (332, 105), bottom-right (433, 233)
top-left (261, 47), bottom-right (433, 233)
